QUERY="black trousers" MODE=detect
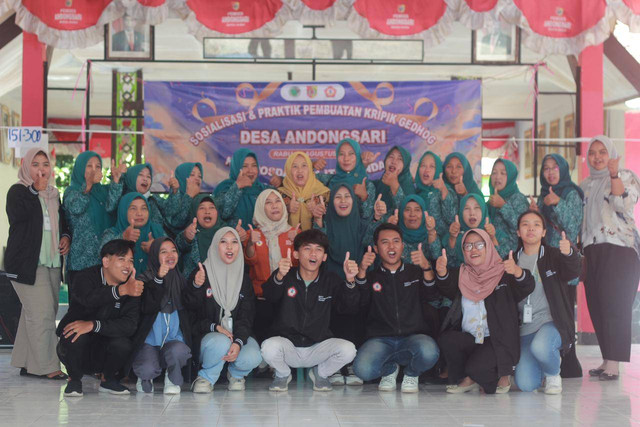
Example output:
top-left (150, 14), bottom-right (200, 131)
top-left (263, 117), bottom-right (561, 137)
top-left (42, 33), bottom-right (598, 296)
top-left (253, 298), bottom-right (276, 344)
top-left (438, 330), bottom-right (498, 394)
top-left (57, 332), bottom-right (133, 382)
top-left (584, 243), bottom-right (640, 362)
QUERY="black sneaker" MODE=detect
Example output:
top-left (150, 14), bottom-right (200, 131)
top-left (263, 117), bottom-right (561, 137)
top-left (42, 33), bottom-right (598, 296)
top-left (64, 380), bottom-right (83, 397)
top-left (99, 379), bottom-right (130, 395)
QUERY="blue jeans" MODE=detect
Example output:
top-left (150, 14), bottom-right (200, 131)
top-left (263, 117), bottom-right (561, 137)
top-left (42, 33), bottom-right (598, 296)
top-left (198, 333), bottom-right (262, 386)
top-left (353, 334), bottom-right (439, 380)
top-left (515, 322), bottom-right (562, 392)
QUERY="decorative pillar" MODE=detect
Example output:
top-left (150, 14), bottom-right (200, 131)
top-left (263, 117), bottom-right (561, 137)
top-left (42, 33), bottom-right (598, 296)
top-left (577, 44), bottom-right (604, 342)
top-left (111, 69), bottom-right (143, 165)
top-left (21, 32), bottom-right (45, 126)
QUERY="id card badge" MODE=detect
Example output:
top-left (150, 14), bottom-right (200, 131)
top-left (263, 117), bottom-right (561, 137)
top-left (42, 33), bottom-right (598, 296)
top-left (523, 296), bottom-right (533, 323)
top-left (43, 215), bottom-right (51, 231)
top-left (475, 325), bottom-right (484, 344)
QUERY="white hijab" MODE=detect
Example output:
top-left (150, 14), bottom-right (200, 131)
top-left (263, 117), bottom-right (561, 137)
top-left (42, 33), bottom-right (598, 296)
top-left (203, 227), bottom-right (244, 332)
top-left (253, 189), bottom-right (291, 272)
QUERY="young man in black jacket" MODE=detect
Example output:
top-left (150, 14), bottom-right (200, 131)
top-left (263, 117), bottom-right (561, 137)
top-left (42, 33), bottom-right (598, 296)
top-left (260, 229), bottom-right (360, 392)
top-left (56, 239), bottom-right (143, 397)
top-left (351, 223), bottom-right (441, 393)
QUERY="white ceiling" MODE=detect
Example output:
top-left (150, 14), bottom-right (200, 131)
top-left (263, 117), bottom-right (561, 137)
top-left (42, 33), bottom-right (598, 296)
top-left (0, 18), bottom-right (636, 120)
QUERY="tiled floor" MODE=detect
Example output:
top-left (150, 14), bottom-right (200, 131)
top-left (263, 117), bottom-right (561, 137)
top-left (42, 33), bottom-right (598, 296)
top-left (0, 345), bottom-right (639, 426)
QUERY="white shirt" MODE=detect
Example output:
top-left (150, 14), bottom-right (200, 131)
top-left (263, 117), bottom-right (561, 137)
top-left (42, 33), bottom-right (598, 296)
top-left (461, 296), bottom-right (490, 339)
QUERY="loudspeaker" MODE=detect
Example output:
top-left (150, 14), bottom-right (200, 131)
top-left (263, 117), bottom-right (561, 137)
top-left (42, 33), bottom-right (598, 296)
top-left (0, 271), bottom-right (21, 347)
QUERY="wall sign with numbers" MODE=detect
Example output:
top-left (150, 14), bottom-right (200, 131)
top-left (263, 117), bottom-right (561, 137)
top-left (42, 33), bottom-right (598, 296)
top-left (8, 127), bottom-right (49, 158)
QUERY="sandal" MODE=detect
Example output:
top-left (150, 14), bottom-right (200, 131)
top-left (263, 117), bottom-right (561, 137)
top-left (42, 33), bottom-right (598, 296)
top-left (20, 368), bottom-right (68, 380)
top-left (588, 368), bottom-right (604, 377)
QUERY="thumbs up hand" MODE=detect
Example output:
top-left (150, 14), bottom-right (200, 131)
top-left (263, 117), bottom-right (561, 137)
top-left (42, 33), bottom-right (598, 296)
top-left (289, 192), bottom-right (300, 214)
top-left (484, 217), bottom-right (496, 239)
top-left (248, 224), bottom-right (261, 246)
top-left (158, 257), bottom-right (170, 279)
top-left (235, 220), bottom-right (248, 243)
top-left (454, 181), bottom-right (467, 196)
top-left (374, 194), bottom-right (387, 221)
top-left (343, 251), bottom-right (359, 282)
top-left (311, 195), bottom-right (326, 220)
top-left (287, 223), bottom-right (300, 241)
top-left (120, 267), bottom-right (144, 297)
top-left (269, 175), bottom-right (283, 188)
top-left (410, 243), bottom-right (430, 270)
top-left (436, 248), bottom-right (448, 277)
top-left (312, 158), bottom-right (327, 171)
top-left (236, 169), bottom-right (252, 189)
top-left (354, 177), bottom-right (368, 202)
top-left (168, 171), bottom-right (179, 194)
top-left (503, 251), bottom-right (522, 277)
top-left (359, 245), bottom-right (376, 275)
top-left (387, 209), bottom-right (399, 225)
top-left (449, 215), bottom-right (461, 239)
top-left (141, 232), bottom-right (154, 253)
top-left (544, 187), bottom-right (560, 206)
top-left (559, 231), bottom-right (571, 255)
top-left (194, 262), bottom-right (206, 287)
top-left (529, 196), bottom-right (538, 211)
top-left (277, 249), bottom-right (292, 281)
top-left (488, 193), bottom-right (505, 208)
top-left (424, 210), bottom-right (436, 232)
top-left (123, 217), bottom-right (140, 242)
top-left (185, 217), bottom-right (198, 242)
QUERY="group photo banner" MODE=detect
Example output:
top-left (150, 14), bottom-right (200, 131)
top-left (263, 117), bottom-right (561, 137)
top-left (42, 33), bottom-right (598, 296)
top-left (143, 80), bottom-right (482, 193)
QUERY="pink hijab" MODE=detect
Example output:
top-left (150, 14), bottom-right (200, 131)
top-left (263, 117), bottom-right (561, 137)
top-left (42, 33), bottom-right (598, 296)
top-left (18, 148), bottom-right (60, 258)
top-left (458, 229), bottom-right (505, 303)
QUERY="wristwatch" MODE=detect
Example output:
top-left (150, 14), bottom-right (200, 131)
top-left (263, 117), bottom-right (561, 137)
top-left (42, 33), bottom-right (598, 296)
top-left (422, 267), bottom-right (433, 272)
top-left (610, 173), bottom-right (620, 179)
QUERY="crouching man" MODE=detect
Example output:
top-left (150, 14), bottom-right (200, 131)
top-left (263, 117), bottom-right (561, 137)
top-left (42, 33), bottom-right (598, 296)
top-left (352, 223), bottom-right (441, 393)
top-left (261, 229), bottom-right (360, 392)
top-left (57, 239), bottom-right (143, 397)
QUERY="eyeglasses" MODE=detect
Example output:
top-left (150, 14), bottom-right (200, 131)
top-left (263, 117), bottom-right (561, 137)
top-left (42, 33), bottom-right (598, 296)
top-left (542, 166), bottom-right (559, 173)
top-left (463, 242), bottom-right (486, 252)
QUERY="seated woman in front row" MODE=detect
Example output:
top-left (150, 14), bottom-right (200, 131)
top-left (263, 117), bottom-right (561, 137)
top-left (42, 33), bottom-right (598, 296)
top-left (435, 229), bottom-right (534, 394)
top-left (514, 211), bottom-right (582, 394)
top-left (129, 237), bottom-right (192, 395)
top-left (187, 227), bottom-right (262, 393)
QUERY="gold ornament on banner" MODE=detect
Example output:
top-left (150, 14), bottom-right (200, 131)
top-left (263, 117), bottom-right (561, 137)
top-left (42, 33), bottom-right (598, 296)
top-left (235, 82), bottom-right (281, 111)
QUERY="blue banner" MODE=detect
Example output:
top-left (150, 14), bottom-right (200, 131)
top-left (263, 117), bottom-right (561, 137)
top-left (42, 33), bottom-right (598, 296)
top-left (144, 80), bottom-right (482, 192)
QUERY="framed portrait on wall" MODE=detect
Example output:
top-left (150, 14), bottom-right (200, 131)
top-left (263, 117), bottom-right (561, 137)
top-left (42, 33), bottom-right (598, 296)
top-left (524, 128), bottom-right (533, 179)
top-left (564, 113), bottom-right (576, 171)
top-left (1, 105), bottom-right (12, 165)
top-left (105, 13), bottom-right (154, 61)
top-left (472, 22), bottom-right (520, 64)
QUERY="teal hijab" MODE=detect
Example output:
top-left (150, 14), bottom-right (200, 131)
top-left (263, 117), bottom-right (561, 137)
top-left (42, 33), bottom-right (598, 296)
top-left (175, 162), bottom-right (203, 195)
top-left (443, 152), bottom-right (482, 197)
top-left (398, 195), bottom-right (429, 245)
top-left (113, 192), bottom-right (164, 273)
top-left (191, 194), bottom-right (224, 261)
top-left (64, 151), bottom-right (113, 236)
top-left (488, 159), bottom-right (520, 219)
top-left (123, 163), bottom-right (152, 194)
top-left (443, 193), bottom-right (489, 261)
top-left (373, 146), bottom-right (415, 210)
top-left (325, 184), bottom-right (366, 279)
top-left (414, 151), bottom-right (444, 207)
top-left (539, 154), bottom-right (584, 220)
top-left (213, 148), bottom-right (266, 228)
top-left (332, 138), bottom-right (368, 188)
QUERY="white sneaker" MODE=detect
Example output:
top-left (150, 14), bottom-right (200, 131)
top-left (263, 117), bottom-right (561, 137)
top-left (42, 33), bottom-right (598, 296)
top-left (227, 371), bottom-right (246, 391)
top-left (191, 376), bottom-right (213, 394)
top-left (378, 364), bottom-right (399, 391)
top-left (345, 366), bottom-right (363, 386)
top-left (136, 377), bottom-right (154, 393)
top-left (164, 372), bottom-right (181, 395)
top-left (400, 375), bottom-right (419, 393)
top-left (329, 373), bottom-right (345, 386)
top-left (544, 375), bottom-right (562, 395)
